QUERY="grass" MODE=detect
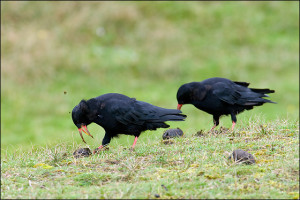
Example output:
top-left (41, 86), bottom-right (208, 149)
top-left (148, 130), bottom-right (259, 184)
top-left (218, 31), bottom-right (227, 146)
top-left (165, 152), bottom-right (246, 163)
top-left (1, 1), bottom-right (299, 199)
top-left (1, 119), bottom-right (299, 199)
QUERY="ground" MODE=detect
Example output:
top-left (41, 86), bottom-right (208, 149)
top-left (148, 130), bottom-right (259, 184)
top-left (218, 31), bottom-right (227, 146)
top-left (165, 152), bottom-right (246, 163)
top-left (1, 119), bottom-right (299, 199)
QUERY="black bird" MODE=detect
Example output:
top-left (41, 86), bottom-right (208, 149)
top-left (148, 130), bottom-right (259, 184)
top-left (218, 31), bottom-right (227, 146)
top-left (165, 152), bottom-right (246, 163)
top-left (72, 93), bottom-right (186, 152)
top-left (176, 77), bottom-right (275, 130)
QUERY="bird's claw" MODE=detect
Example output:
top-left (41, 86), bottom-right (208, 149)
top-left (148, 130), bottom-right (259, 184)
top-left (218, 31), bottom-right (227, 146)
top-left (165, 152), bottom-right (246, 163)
top-left (93, 146), bottom-right (109, 154)
top-left (129, 147), bottom-right (135, 152)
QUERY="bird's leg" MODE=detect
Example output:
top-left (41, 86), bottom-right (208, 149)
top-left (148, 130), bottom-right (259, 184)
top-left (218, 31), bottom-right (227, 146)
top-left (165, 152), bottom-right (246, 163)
top-left (94, 133), bottom-right (111, 154)
top-left (98, 145), bottom-right (104, 149)
top-left (210, 124), bottom-right (216, 131)
top-left (131, 136), bottom-right (138, 149)
top-left (93, 145), bottom-right (103, 154)
top-left (230, 113), bottom-right (237, 131)
top-left (211, 115), bottom-right (220, 131)
top-left (231, 121), bottom-right (236, 131)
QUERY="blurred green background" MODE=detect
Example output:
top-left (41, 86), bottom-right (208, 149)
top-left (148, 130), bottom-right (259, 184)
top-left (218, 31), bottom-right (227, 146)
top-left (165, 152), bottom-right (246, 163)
top-left (1, 2), bottom-right (299, 153)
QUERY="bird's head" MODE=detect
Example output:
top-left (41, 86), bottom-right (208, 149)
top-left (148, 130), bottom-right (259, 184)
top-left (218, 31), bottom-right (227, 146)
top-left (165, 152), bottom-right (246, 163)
top-left (72, 100), bottom-right (94, 143)
top-left (177, 82), bottom-right (206, 110)
top-left (176, 84), bottom-right (192, 110)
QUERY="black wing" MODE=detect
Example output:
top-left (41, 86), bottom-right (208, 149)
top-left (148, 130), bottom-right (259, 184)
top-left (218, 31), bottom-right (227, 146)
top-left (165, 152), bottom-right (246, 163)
top-left (111, 99), bottom-right (185, 126)
top-left (212, 82), bottom-right (242, 105)
top-left (212, 82), bottom-right (275, 106)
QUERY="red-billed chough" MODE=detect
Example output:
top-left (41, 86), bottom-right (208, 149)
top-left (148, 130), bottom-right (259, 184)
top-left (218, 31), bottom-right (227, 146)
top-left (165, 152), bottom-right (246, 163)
top-left (72, 93), bottom-right (186, 153)
top-left (176, 77), bottom-right (275, 130)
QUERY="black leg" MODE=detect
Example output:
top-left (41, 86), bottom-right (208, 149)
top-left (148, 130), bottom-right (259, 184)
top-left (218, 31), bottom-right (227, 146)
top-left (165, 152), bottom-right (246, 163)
top-left (211, 115), bottom-right (220, 130)
top-left (93, 133), bottom-right (111, 154)
top-left (102, 133), bottom-right (111, 146)
top-left (230, 113), bottom-right (237, 130)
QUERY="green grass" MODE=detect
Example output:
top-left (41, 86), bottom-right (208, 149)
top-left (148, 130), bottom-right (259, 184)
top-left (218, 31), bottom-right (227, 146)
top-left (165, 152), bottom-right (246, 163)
top-left (1, 120), bottom-right (299, 199)
top-left (1, 1), bottom-right (299, 199)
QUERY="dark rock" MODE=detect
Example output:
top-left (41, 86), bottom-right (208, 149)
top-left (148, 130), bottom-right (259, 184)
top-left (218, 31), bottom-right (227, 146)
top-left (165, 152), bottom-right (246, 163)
top-left (73, 148), bottom-right (92, 158)
top-left (154, 194), bottom-right (160, 198)
top-left (162, 128), bottom-right (183, 140)
top-left (228, 149), bottom-right (255, 165)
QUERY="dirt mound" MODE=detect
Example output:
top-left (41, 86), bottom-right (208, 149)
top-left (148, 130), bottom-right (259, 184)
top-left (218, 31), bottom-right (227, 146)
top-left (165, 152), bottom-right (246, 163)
top-left (162, 128), bottom-right (184, 140)
top-left (228, 149), bottom-right (255, 165)
top-left (73, 148), bottom-right (92, 158)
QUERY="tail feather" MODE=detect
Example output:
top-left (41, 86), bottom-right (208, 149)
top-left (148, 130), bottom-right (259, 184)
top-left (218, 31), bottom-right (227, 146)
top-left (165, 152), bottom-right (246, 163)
top-left (144, 110), bottom-right (186, 130)
top-left (250, 88), bottom-right (275, 94)
top-left (151, 106), bottom-right (187, 121)
top-left (237, 86), bottom-right (276, 106)
top-left (243, 98), bottom-right (276, 106)
top-left (157, 113), bottom-right (187, 122)
top-left (146, 122), bottom-right (170, 130)
top-left (234, 81), bottom-right (250, 87)
top-left (137, 101), bottom-right (187, 124)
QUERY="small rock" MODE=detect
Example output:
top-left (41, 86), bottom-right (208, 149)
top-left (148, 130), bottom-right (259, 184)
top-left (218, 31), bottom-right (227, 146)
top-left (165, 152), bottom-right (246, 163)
top-left (154, 194), bottom-right (160, 198)
top-left (228, 149), bottom-right (255, 165)
top-left (162, 128), bottom-right (183, 140)
top-left (73, 148), bottom-right (92, 158)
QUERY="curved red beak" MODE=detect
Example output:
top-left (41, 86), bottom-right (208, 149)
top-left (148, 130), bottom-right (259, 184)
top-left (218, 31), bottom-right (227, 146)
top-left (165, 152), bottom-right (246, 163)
top-left (78, 125), bottom-right (94, 143)
top-left (177, 104), bottom-right (183, 110)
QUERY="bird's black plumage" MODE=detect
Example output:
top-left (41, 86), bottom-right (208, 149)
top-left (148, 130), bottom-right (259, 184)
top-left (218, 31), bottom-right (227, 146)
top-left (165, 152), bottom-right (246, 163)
top-left (72, 93), bottom-right (186, 150)
top-left (176, 77), bottom-right (275, 130)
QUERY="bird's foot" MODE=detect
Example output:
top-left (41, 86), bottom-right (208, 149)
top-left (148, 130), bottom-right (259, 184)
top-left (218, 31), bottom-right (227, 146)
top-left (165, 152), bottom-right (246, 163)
top-left (210, 125), bottom-right (216, 131)
top-left (208, 124), bottom-right (217, 134)
top-left (209, 127), bottom-right (217, 135)
top-left (231, 121), bottom-right (236, 131)
top-left (219, 126), bottom-right (230, 133)
top-left (208, 126), bottom-right (230, 135)
top-left (129, 147), bottom-right (135, 152)
top-left (93, 146), bottom-right (109, 154)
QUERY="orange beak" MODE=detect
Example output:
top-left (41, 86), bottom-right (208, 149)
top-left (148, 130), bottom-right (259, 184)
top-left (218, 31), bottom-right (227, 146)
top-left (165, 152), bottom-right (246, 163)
top-left (78, 125), bottom-right (94, 143)
top-left (177, 104), bottom-right (183, 110)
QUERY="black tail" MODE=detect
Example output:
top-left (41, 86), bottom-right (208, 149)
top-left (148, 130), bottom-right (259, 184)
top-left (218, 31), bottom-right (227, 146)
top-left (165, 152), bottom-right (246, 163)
top-left (238, 87), bottom-right (276, 106)
top-left (145, 109), bottom-right (186, 130)
top-left (250, 88), bottom-right (275, 94)
top-left (234, 81), bottom-right (275, 95)
top-left (243, 98), bottom-right (276, 106)
top-left (234, 81), bottom-right (250, 87)
top-left (159, 111), bottom-right (187, 122)
top-left (137, 101), bottom-right (187, 122)
top-left (151, 108), bottom-right (187, 122)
